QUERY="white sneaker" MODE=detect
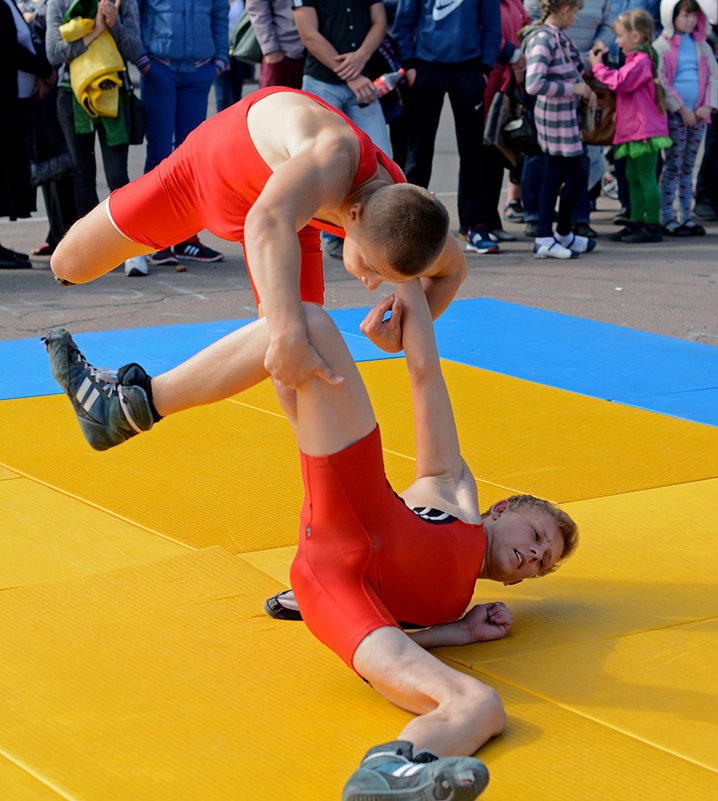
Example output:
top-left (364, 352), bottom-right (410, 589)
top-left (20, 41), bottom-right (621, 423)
top-left (490, 229), bottom-right (517, 242)
top-left (124, 256), bottom-right (149, 277)
top-left (533, 237), bottom-right (572, 259)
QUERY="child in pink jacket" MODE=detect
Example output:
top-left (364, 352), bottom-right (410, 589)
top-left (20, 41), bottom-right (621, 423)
top-left (654, 0), bottom-right (718, 235)
top-left (590, 9), bottom-right (671, 242)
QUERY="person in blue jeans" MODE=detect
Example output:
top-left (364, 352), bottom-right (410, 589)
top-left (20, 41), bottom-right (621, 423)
top-left (292, 0), bottom-right (391, 262)
top-left (128, 0), bottom-right (229, 274)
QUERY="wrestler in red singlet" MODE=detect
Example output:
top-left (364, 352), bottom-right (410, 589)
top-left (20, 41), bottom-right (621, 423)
top-left (107, 87), bottom-right (407, 305)
top-left (290, 425), bottom-right (487, 672)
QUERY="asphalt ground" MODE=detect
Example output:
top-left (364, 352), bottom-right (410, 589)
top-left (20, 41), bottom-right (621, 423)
top-left (1, 84), bottom-right (716, 346)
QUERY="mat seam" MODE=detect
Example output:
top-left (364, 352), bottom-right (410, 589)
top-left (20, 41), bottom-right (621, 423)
top-left (445, 614), bottom-right (718, 666)
top-left (463, 666), bottom-right (718, 776)
top-left (0, 747), bottom-right (76, 801)
top-left (0, 461), bottom-right (195, 553)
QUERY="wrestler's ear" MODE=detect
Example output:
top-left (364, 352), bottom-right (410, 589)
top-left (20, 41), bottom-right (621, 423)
top-left (490, 499), bottom-right (510, 520)
top-left (348, 201), bottom-right (364, 221)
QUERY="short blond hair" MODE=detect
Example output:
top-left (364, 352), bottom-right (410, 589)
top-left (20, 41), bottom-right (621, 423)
top-left (483, 494), bottom-right (579, 576)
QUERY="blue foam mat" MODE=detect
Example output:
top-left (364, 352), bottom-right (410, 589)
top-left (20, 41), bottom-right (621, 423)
top-left (2, 299), bottom-right (717, 427)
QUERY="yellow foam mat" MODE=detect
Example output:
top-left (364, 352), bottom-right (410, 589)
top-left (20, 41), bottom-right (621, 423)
top-left (0, 477), bottom-right (187, 589)
top-left (362, 360), bottom-right (718, 502)
top-left (433, 478), bottom-right (718, 666)
top-left (0, 755), bottom-right (64, 801)
top-left (2, 359), bottom-right (718, 800)
top-left (1, 547), bottom-right (715, 801)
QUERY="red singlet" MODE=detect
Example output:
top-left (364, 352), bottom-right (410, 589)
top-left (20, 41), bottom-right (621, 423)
top-left (107, 87), bottom-right (406, 305)
top-left (290, 425), bottom-right (487, 671)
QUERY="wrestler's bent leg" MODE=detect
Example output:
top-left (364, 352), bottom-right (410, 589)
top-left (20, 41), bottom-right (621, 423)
top-left (345, 627), bottom-right (495, 801)
top-left (352, 626), bottom-right (506, 756)
top-left (51, 201), bottom-right (153, 285)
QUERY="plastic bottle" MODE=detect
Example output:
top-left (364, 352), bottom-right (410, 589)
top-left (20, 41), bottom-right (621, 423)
top-left (372, 68), bottom-right (405, 98)
top-left (358, 68), bottom-right (405, 107)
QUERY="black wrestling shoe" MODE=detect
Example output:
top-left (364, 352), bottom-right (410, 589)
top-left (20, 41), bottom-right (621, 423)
top-left (342, 740), bottom-right (489, 801)
top-left (43, 328), bottom-right (153, 451)
top-left (264, 590), bottom-right (303, 621)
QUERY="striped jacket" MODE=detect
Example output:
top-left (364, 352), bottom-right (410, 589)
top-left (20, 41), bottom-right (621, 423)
top-left (524, 23), bottom-right (583, 157)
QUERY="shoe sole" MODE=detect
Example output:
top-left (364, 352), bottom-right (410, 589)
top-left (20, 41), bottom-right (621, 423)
top-left (343, 759), bottom-right (488, 801)
top-left (173, 254), bottom-right (224, 262)
top-left (465, 244), bottom-right (500, 254)
top-left (125, 267), bottom-right (148, 276)
top-left (148, 257), bottom-right (179, 266)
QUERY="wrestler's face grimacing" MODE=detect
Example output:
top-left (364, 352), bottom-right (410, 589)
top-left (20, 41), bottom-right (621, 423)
top-left (342, 233), bottom-right (409, 291)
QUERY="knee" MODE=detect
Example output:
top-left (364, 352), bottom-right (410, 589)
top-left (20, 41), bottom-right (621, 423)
top-left (460, 679), bottom-right (507, 739)
top-left (302, 302), bottom-right (336, 343)
top-left (50, 244), bottom-right (73, 282)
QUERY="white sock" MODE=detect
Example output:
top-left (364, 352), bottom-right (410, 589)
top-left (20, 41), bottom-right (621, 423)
top-left (554, 232), bottom-right (573, 246)
top-left (535, 236), bottom-right (555, 246)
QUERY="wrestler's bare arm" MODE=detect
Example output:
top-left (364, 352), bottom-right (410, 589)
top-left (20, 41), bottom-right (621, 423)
top-left (390, 280), bottom-right (479, 521)
top-left (245, 107), bottom-right (358, 387)
top-left (420, 234), bottom-right (468, 321)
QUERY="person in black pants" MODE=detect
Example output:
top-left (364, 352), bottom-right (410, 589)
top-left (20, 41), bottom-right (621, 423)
top-left (393, 0), bottom-right (502, 255)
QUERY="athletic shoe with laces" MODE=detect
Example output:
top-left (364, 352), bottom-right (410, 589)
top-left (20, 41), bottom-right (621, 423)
top-left (608, 223), bottom-right (639, 241)
top-left (623, 224), bottom-right (662, 243)
top-left (42, 328), bottom-right (153, 451)
top-left (503, 199), bottom-right (524, 222)
top-left (692, 200), bottom-right (717, 221)
top-left (489, 228), bottom-right (516, 242)
top-left (573, 222), bottom-right (597, 238)
top-left (466, 226), bottom-right (499, 254)
top-left (148, 248), bottom-right (179, 266)
top-left (342, 740), bottom-right (489, 801)
top-left (533, 237), bottom-right (573, 259)
top-left (173, 236), bottom-right (224, 262)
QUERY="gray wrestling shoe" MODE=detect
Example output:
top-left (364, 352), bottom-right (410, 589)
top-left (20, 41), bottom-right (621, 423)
top-left (43, 328), bottom-right (153, 451)
top-left (342, 740), bottom-right (489, 801)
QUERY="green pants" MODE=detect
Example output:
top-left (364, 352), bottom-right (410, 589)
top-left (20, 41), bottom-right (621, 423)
top-left (625, 151), bottom-right (660, 225)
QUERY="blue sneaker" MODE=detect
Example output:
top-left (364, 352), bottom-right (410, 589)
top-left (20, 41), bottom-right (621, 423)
top-left (465, 226), bottom-right (499, 254)
top-left (43, 328), bottom-right (153, 451)
top-left (342, 740), bottom-right (489, 801)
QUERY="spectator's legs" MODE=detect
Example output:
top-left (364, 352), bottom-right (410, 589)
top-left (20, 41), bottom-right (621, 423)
top-left (96, 126), bottom-right (130, 193)
top-left (404, 62), bottom-right (445, 189)
top-left (659, 112), bottom-right (686, 225)
top-left (447, 61), bottom-right (489, 234)
top-left (537, 153), bottom-right (562, 238)
top-left (571, 148), bottom-right (592, 225)
top-left (676, 123), bottom-right (704, 224)
top-left (56, 88), bottom-right (99, 217)
top-left (695, 112), bottom-right (718, 211)
top-left (173, 62), bottom-right (216, 148)
top-left (520, 153), bottom-right (543, 227)
top-left (614, 154), bottom-right (630, 213)
top-left (259, 56), bottom-right (305, 90)
top-left (483, 146), bottom-right (506, 232)
top-left (556, 154), bottom-right (588, 237)
top-left (141, 61), bottom-right (180, 172)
